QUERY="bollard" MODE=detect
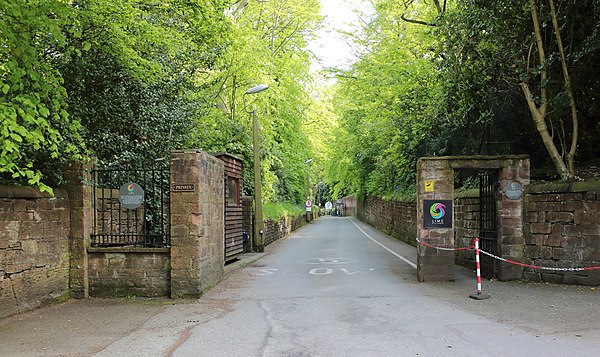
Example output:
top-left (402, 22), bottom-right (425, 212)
top-left (469, 237), bottom-right (490, 300)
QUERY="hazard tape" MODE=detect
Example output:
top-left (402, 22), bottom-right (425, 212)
top-left (479, 249), bottom-right (600, 272)
top-left (417, 237), bottom-right (600, 272)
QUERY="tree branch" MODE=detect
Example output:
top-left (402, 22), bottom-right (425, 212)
top-left (549, 0), bottom-right (578, 176)
top-left (400, 14), bottom-right (436, 27)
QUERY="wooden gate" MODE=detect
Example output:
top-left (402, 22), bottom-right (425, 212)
top-left (215, 153), bottom-right (245, 261)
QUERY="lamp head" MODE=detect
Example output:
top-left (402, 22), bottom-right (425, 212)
top-left (305, 158), bottom-right (313, 164)
top-left (246, 84), bottom-right (269, 94)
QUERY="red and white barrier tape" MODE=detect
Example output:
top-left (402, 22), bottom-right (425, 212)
top-left (478, 249), bottom-right (600, 272)
top-left (417, 237), bottom-right (600, 272)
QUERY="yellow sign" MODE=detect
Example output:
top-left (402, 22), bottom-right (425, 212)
top-left (424, 180), bottom-right (434, 192)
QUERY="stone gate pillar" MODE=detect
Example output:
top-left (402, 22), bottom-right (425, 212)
top-left (64, 161), bottom-right (93, 298)
top-left (170, 150), bottom-right (224, 298)
top-left (416, 155), bottom-right (530, 282)
top-left (497, 159), bottom-right (530, 280)
top-left (416, 158), bottom-right (455, 282)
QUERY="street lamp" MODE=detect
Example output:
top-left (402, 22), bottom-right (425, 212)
top-left (305, 158), bottom-right (312, 222)
top-left (244, 84), bottom-right (269, 252)
top-left (304, 158), bottom-right (312, 199)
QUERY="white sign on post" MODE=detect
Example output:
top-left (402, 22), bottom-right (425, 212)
top-left (305, 199), bottom-right (312, 212)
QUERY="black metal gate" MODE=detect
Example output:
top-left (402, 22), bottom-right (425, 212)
top-left (479, 171), bottom-right (498, 279)
top-left (91, 161), bottom-right (170, 247)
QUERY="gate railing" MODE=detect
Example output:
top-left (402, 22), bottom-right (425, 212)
top-left (90, 161), bottom-right (170, 247)
top-left (479, 171), bottom-right (498, 279)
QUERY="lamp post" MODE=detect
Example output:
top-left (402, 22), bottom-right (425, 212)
top-left (305, 158), bottom-right (312, 221)
top-left (244, 84), bottom-right (269, 252)
top-left (304, 158), bottom-right (312, 199)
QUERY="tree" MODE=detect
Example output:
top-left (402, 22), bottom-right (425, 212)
top-left (0, 0), bottom-right (84, 192)
top-left (60, 0), bottom-right (233, 168)
top-left (325, 0), bottom-right (443, 197)
top-left (520, 0), bottom-right (579, 180)
top-left (196, 0), bottom-right (322, 203)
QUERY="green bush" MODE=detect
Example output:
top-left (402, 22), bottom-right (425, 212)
top-left (263, 202), bottom-right (306, 221)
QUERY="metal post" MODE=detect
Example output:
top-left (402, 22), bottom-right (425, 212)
top-left (469, 237), bottom-right (491, 300)
top-left (305, 165), bottom-right (310, 199)
top-left (253, 109), bottom-right (264, 252)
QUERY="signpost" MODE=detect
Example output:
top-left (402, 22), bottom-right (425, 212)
top-left (305, 199), bottom-right (312, 212)
top-left (305, 198), bottom-right (312, 222)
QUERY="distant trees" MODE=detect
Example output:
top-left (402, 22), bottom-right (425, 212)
top-left (324, 0), bottom-right (600, 198)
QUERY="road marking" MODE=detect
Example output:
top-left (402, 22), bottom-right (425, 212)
top-left (340, 268), bottom-right (361, 275)
top-left (255, 268), bottom-right (377, 276)
top-left (347, 217), bottom-right (417, 269)
top-left (300, 257), bottom-right (357, 265)
top-left (309, 268), bottom-right (333, 275)
top-left (256, 268), bottom-right (278, 276)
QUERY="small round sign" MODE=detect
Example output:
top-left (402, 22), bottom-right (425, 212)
top-left (119, 182), bottom-right (145, 209)
top-left (325, 201), bottom-right (333, 210)
top-left (503, 181), bottom-right (523, 200)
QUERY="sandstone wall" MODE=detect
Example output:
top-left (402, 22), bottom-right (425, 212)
top-left (353, 196), bottom-right (417, 247)
top-left (524, 182), bottom-right (600, 285)
top-left (351, 180), bottom-right (600, 285)
top-left (0, 186), bottom-right (70, 319)
top-left (87, 248), bottom-right (170, 297)
top-left (263, 214), bottom-right (308, 246)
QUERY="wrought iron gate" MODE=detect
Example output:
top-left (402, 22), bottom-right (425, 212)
top-left (479, 171), bottom-right (498, 279)
top-left (91, 161), bottom-right (170, 247)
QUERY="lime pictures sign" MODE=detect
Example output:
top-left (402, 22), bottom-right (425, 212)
top-left (423, 200), bottom-right (453, 229)
top-left (119, 182), bottom-right (145, 209)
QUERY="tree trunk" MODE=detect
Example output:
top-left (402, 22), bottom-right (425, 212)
top-left (549, 0), bottom-right (578, 177)
top-left (522, 0), bottom-right (573, 180)
top-left (520, 82), bottom-right (570, 179)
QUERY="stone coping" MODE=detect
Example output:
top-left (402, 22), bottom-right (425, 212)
top-left (418, 155), bottom-right (530, 161)
top-left (87, 247), bottom-right (170, 254)
top-left (0, 185), bottom-right (68, 199)
top-left (527, 180), bottom-right (600, 194)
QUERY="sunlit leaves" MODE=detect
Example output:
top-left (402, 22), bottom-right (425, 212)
top-left (194, 0), bottom-right (322, 203)
top-left (0, 0), bottom-right (84, 193)
top-left (325, 0), bottom-right (442, 198)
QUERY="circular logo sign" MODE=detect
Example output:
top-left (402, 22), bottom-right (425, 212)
top-left (119, 182), bottom-right (145, 209)
top-left (325, 201), bottom-right (333, 210)
top-left (503, 181), bottom-right (523, 200)
top-left (429, 202), bottom-right (447, 219)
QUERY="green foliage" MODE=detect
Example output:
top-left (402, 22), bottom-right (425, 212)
top-left (324, 0), bottom-right (600, 198)
top-left (263, 201), bottom-right (306, 220)
top-left (435, 0), bottom-right (600, 175)
top-left (1, 0), bottom-right (324, 204)
top-left (60, 0), bottom-right (233, 167)
top-left (0, 0), bottom-right (84, 192)
top-left (189, 0), bottom-right (323, 204)
top-left (325, 0), bottom-right (443, 197)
